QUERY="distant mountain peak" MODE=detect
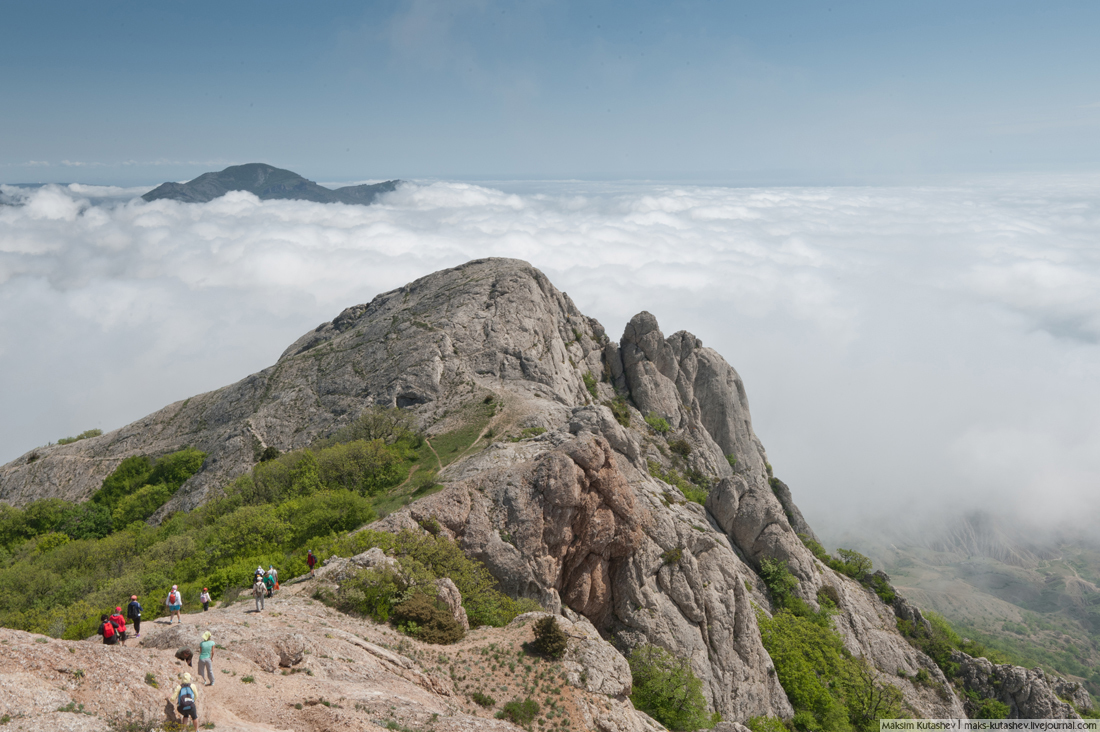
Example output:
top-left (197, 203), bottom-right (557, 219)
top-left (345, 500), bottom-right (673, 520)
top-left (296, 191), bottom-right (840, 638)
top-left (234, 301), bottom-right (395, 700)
top-left (142, 163), bottom-right (401, 205)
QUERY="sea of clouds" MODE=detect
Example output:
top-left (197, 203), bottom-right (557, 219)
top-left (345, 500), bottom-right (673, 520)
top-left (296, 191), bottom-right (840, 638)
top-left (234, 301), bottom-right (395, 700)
top-left (2, 177), bottom-right (1099, 529)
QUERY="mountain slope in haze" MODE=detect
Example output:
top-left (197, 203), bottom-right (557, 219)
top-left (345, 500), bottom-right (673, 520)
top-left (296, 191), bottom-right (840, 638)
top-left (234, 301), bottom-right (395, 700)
top-left (141, 162), bottom-right (401, 204)
top-left (1, 258), bottom-right (1090, 724)
top-left (839, 513), bottom-right (1100, 697)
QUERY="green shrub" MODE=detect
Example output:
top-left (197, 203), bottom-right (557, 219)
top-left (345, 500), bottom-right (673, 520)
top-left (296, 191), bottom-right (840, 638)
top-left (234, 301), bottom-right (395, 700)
top-left (604, 397), bottom-right (630, 427)
top-left (582, 371), bottom-right (598, 400)
top-left (669, 439), bottom-right (691, 457)
top-left (662, 547), bottom-right (683, 565)
top-left (817, 585), bottom-right (840, 609)
top-left (391, 593), bottom-right (465, 644)
top-left (973, 698), bottom-right (1010, 720)
top-left (533, 615), bottom-right (568, 659)
top-left (759, 558), bottom-right (800, 608)
top-left (645, 412), bottom-right (671, 434)
top-left (868, 574), bottom-right (895, 604)
top-left (496, 698), bottom-right (540, 726)
top-left (758, 608), bottom-right (907, 732)
top-left (471, 691), bottom-right (496, 707)
top-left (647, 460), bottom-right (708, 505)
top-left (57, 428), bottom-right (103, 445)
top-left (746, 717), bottom-right (788, 732)
top-left (112, 483), bottom-right (172, 526)
top-left (628, 645), bottom-right (719, 730)
top-left (725, 454), bottom-right (738, 468)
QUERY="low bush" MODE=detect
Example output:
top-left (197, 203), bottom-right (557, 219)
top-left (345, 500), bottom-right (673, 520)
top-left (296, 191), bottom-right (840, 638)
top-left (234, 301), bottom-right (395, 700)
top-left (391, 593), bottom-right (465, 644)
top-left (582, 371), bottom-right (598, 400)
top-left (57, 428), bottom-right (103, 445)
top-left (645, 412), bottom-right (671, 434)
top-left (471, 691), bottom-right (496, 707)
top-left (628, 644), bottom-right (719, 730)
top-left (533, 615), bottom-right (568, 659)
top-left (497, 698), bottom-right (540, 726)
top-left (668, 439), bottom-right (691, 457)
top-left (604, 397), bottom-right (630, 427)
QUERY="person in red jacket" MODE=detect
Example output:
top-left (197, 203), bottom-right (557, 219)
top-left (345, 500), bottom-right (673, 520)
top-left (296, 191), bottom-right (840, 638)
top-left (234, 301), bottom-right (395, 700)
top-left (108, 606), bottom-right (128, 645)
top-left (307, 549), bottom-right (317, 578)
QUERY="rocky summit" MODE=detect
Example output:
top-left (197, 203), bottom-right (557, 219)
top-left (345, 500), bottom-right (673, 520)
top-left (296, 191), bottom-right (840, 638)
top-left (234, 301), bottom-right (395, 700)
top-left (0, 258), bottom-right (1090, 728)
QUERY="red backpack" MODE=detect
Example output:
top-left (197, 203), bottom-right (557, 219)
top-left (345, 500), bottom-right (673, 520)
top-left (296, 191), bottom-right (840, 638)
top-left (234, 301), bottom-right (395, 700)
top-left (101, 620), bottom-right (115, 639)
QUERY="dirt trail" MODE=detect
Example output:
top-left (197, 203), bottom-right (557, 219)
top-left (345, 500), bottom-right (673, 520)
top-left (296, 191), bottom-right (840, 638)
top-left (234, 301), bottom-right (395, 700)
top-left (0, 574), bottom-right (528, 732)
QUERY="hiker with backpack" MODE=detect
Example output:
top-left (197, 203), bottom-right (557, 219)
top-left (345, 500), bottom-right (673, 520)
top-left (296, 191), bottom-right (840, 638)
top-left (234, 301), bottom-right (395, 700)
top-left (97, 614), bottom-right (118, 645)
top-left (169, 671), bottom-right (200, 730)
top-left (127, 595), bottom-right (142, 637)
top-left (262, 569), bottom-right (275, 598)
top-left (108, 606), bottom-right (128, 645)
top-left (199, 588), bottom-right (211, 612)
top-left (307, 549), bottom-right (317, 577)
top-left (267, 565), bottom-right (279, 591)
top-left (166, 585), bottom-right (183, 624)
top-left (197, 631), bottom-right (215, 686)
top-left (252, 575), bottom-right (266, 612)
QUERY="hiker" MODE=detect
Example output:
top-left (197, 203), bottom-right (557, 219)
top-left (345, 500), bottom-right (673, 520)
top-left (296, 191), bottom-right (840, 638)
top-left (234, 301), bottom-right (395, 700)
top-left (127, 595), bottom-right (143, 637)
top-left (108, 606), bottom-right (128, 646)
top-left (199, 588), bottom-right (211, 612)
top-left (166, 585), bottom-right (183, 623)
top-left (267, 565), bottom-right (279, 591)
top-left (97, 614), bottom-right (118, 645)
top-left (307, 549), bottom-right (317, 578)
top-left (252, 576), bottom-right (266, 612)
top-left (175, 647), bottom-right (194, 667)
top-left (262, 570), bottom-right (275, 598)
top-left (169, 672), bottom-right (200, 730)
top-left (197, 631), bottom-right (215, 686)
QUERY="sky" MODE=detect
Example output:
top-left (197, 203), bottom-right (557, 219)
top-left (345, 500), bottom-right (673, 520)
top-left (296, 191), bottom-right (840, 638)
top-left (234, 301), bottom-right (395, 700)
top-left (2, 2), bottom-right (1099, 531)
top-left (2, 1), bottom-right (1100, 185)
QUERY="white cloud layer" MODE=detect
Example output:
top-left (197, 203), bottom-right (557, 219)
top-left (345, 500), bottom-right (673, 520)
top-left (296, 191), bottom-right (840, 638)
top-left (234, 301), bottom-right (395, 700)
top-left (2, 177), bottom-right (1100, 530)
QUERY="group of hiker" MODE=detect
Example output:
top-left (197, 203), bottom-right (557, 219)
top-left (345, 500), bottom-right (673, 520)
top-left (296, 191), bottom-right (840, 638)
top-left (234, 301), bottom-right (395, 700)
top-left (91, 558), bottom-right (307, 728)
top-left (251, 564), bottom-right (280, 611)
top-left (169, 629), bottom-right (217, 730)
top-left (96, 598), bottom-right (140, 646)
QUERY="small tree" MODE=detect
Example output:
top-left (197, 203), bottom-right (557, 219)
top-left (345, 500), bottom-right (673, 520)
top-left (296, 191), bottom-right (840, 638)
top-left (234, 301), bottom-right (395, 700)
top-left (533, 615), bottom-right (568, 659)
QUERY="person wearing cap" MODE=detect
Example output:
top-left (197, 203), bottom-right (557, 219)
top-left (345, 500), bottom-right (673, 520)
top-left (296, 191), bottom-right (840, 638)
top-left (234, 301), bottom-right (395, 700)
top-left (197, 631), bottom-right (215, 685)
top-left (169, 671), bottom-right (200, 730)
top-left (108, 606), bottom-right (128, 645)
top-left (267, 565), bottom-right (279, 591)
top-left (126, 595), bottom-right (143, 637)
top-left (199, 588), bottom-right (211, 612)
top-left (166, 585), bottom-right (183, 624)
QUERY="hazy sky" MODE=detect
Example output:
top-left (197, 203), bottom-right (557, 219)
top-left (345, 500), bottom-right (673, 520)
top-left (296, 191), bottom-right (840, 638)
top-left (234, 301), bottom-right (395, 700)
top-left (3, 1), bottom-right (1100, 185)
top-left (2, 2), bottom-right (1099, 530)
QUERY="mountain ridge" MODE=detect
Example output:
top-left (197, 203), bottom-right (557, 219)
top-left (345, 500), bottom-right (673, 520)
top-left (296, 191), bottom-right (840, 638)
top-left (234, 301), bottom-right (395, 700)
top-left (141, 162), bottom-right (401, 205)
top-left (0, 258), bottom-right (1090, 725)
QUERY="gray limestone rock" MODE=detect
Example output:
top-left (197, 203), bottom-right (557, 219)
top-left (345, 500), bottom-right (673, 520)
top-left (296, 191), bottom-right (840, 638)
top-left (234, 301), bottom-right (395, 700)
top-left (952, 650), bottom-right (1082, 719)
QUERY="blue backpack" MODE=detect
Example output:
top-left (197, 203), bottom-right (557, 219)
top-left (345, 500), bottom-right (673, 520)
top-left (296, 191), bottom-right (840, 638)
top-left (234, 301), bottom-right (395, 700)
top-left (177, 684), bottom-right (196, 714)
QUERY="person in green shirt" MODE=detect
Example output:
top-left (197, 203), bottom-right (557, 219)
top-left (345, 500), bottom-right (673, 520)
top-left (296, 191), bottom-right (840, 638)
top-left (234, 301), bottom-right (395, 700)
top-left (197, 631), bottom-right (216, 686)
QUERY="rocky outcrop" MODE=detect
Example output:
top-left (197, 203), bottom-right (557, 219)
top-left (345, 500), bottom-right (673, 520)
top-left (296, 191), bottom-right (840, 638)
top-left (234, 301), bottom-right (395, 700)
top-left (435, 577), bottom-right (471, 632)
top-left (0, 258), bottom-right (609, 511)
top-left (951, 650), bottom-right (1083, 719)
top-left (0, 258), bottom-right (972, 724)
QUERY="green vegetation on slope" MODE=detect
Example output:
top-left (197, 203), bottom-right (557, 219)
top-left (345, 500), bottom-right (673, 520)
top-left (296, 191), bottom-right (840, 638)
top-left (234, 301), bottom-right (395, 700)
top-left (756, 557), bottom-right (906, 731)
top-left (0, 403), bottom-right (509, 641)
top-left (628, 644), bottom-right (720, 730)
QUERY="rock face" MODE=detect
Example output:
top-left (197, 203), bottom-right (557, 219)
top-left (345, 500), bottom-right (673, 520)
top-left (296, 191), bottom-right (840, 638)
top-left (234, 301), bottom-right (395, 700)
top-left (0, 258), bottom-right (981, 723)
top-left (952, 651), bottom-right (1084, 719)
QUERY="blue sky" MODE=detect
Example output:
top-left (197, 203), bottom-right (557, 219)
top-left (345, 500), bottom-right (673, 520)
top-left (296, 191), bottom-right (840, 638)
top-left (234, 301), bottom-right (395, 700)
top-left (3, 1), bottom-right (1100, 185)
